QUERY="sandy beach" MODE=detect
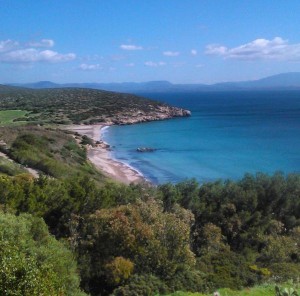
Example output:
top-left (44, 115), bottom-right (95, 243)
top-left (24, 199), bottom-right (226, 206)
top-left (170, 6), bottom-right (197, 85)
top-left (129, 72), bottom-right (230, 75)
top-left (66, 124), bottom-right (146, 184)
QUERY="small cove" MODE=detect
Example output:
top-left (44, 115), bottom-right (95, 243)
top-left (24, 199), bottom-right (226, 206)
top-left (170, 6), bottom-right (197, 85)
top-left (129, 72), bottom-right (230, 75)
top-left (103, 91), bottom-right (300, 184)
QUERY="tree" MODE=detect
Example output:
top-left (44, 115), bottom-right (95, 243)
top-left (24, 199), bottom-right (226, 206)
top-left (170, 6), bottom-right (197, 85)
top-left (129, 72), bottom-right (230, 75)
top-left (78, 198), bottom-right (196, 295)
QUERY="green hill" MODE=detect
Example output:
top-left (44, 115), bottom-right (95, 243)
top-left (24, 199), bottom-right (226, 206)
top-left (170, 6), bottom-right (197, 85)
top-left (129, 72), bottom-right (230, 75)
top-left (0, 85), bottom-right (190, 125)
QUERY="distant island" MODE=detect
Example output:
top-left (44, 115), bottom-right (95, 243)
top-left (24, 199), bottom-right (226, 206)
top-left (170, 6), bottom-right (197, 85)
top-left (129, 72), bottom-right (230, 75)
top-left (8, 72), bottom-right (300, 93)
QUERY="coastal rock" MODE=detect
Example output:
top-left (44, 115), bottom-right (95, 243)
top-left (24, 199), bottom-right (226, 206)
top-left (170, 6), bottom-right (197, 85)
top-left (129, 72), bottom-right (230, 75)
top-left (95, 140), bottom-right (110, 149)
top-left (183, 110), bottom-right (192, 116)
top-left (136, 147), bottom-right (156, 152)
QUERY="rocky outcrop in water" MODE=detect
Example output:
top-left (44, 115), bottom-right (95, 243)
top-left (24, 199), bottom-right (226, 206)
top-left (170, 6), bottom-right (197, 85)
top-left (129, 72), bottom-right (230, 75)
top-left (136, 147), bottom-right (156, 152)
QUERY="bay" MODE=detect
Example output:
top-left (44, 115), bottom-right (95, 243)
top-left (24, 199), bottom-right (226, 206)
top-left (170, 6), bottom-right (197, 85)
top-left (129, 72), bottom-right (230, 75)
top-left (102, 91), bottom-right (300, 184)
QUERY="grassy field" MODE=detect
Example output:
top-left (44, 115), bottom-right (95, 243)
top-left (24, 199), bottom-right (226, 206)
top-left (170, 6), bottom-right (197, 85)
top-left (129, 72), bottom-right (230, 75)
top-left (0, 110), bottom-right (28, 125)
top-left (162, 283), bottom-right (300, 296)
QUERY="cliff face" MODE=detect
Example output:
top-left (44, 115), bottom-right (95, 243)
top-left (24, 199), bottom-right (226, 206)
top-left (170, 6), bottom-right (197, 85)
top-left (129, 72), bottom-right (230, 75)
top-left (105, 106), bottom-right (191, 125)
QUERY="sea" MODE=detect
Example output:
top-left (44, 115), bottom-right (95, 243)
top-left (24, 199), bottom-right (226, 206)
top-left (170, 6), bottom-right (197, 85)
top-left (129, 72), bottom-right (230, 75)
top-left (102, 91), bottom-right (300, 184)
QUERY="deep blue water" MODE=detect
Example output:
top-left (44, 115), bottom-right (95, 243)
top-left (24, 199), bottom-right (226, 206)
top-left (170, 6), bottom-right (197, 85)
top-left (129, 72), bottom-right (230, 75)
top-left (102, 91), bottom-right (300, 184)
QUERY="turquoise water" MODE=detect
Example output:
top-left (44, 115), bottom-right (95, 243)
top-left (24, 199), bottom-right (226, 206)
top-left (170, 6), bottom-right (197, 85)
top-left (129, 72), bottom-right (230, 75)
top-left (103, 91), bottom-right (300, 184)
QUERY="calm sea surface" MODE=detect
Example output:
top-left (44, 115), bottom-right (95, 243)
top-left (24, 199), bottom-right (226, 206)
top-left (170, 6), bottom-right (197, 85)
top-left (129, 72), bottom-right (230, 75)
top-left (102, 91), bottom-right (300, 184)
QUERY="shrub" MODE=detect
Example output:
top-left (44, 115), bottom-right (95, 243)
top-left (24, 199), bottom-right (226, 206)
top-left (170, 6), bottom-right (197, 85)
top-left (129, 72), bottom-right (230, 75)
top-left (80, 135), bottom-right (94, 146)
top-left (0, 211), bottom-right (85, 295)
top-left (111, 274), bottom-right (169, 296)
top-left (270, 263), bottom-right (300, 283)
top-left (105, 257), bottom-right (134, 285)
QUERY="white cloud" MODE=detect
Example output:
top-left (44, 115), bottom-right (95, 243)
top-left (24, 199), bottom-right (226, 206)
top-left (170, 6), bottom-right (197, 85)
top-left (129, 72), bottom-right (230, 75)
top-left (195, 64), bottom-right (204, 68)
top-left (27, 39), bottom-right (55, 48)
top-left (205, 37), bottom-right (300, 61)
top-left (120, 44), bottom-right (143, 50)
top-left (0, 39), bottom-right (19, 53)
top-left (206, 45), bottom-right (227, 55)
top-left (191, 49), bottom-right (198, 56)
top-left (144, 61), bottom-right (166, 67)
top-left (163, 51), bottom-right (180, 57)
top-left (79, 63), bottom-right (103, 71)
top-left (125, 63), bottom-right (135, 67)
top-left (0, 38), bottom-right (76, 64)
top-left (0, 48), bottom-right (76, 63)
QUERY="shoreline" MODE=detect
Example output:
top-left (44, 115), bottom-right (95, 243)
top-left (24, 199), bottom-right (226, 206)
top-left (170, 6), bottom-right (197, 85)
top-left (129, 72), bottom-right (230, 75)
top-left (66, 124), bottom-right (147, 184)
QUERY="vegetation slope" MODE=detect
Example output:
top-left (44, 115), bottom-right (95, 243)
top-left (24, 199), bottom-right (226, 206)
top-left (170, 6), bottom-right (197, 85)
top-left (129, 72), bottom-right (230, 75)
top-left (0, 85), bottom-right (299, 295)
top-left (0, 85), bottom-right (189, 125)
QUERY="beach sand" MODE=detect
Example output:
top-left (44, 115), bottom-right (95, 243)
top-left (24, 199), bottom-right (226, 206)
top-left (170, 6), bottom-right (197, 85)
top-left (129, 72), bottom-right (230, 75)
top-left (66, 124), bottom-right (145, 184)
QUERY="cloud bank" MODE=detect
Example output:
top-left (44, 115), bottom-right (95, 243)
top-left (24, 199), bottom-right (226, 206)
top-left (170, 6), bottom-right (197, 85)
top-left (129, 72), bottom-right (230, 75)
top-left (205, 37), bottom-right (300, 61)
top-left (0, 40), bottom-right (19, 53)
top-left (0, 39), bottom-right (76, 63)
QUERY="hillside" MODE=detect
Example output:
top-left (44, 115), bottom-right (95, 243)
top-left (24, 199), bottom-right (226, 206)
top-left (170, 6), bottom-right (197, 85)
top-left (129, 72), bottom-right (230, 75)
top-left (0, 85), bottom-right (190, 125)
top-left (0, 125), bottom-right (105, 181)
top-left (0, 83), bottom-right (299, 296)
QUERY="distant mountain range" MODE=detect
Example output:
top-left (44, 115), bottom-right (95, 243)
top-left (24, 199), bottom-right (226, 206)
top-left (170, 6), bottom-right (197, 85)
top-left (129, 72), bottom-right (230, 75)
top-left (8, 72), bottom-right (300, 93)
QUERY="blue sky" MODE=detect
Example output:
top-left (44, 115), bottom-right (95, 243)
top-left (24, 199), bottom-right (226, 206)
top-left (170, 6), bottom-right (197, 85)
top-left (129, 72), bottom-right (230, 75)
top-left (1, 0), bottom-right (300, 84)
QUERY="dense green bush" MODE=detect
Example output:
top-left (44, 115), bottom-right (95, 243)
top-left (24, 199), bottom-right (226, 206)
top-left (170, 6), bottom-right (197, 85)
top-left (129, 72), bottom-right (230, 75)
top-left (270, 263), bottom-right (300, 283)
top-left (78, 198), bottom-right (196, 295)
top-left (0, 211), bottom-right (85, 295)
top-left (80, 135), bottom-right (94, 146)
top-left (197, 251), bottom-right (258, 290)
top-left (158, 173), bottom-right (300, 291)
top-left (0, 147), bottom-right (300, 296)
top-left (111, 274), bottom-right (169, 296)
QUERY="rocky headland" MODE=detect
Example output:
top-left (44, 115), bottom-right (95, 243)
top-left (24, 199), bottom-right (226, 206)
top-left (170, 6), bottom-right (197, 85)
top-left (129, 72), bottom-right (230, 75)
top-left (105, 105), bottom-right (191, 125)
